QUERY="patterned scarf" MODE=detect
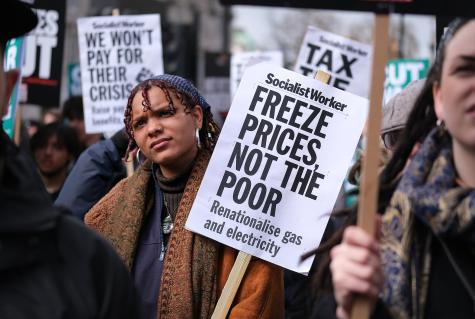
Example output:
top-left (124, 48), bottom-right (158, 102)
top-left (380, 127), bottom-right (475, 319)
top-left (85, 150), bottom-right (219, 319)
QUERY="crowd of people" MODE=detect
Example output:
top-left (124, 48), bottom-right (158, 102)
top-left (1, 0), bottom-right (474, 318)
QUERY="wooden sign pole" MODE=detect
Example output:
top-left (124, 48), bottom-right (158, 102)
top-left (314, 70), bottom-right (331, 84)
top-left (210, 69), bottom-right (331, 319)
top-left (126, 154), bottom-right (135, 177)
top-left (211, 251), bottom-right (252, 319)
top-left (350, 14), bottom-right (389, 319)
top-left (110, 8), bottom-right (135, 178)
top-left (13, 104), bottom-right (22, 146)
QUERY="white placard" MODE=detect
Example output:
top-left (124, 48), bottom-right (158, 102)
top-left (77, 14), bottom-right (164, 133)
top-left (294, 26), bottom-right (372, 98)
top-left (186, 63), bottom-right (368, 274)
top-left (231, 51), bottom-right (283, 99)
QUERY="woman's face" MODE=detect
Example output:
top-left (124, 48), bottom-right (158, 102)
top-left (434, 20), bottom-right (475, 149)
top-left (131, 86), bottom-right (203, 177)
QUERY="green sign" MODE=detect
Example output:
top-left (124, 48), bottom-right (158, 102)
top-left (68, 63), bottom-right (82, 96)
top-left (383, 58), bottom-right (429, 104)
top-left (2, 37), bottom-right (25, 138)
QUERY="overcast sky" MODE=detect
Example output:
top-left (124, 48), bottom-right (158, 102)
top-left (231, 5), bottom-right (435, 60)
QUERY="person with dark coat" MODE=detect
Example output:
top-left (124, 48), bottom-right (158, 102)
top-left (0, 1), bottom-right (140, 318)
top-left (55, 128), bottom-right (129, 219)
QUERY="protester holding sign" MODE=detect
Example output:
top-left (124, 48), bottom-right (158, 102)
top-left (303, 80), bottom-right (424, 318)
top-left (85, 75), bottom-right (284, 319)
top-left (313, 18), bottom-right (475, 319)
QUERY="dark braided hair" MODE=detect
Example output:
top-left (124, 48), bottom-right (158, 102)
top-left (123, 78), bottom-right (220, 161)
top-left (307, 18), bottom-right (473, 298)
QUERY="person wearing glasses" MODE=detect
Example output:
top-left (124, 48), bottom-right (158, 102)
top-left (381, 79), bottom-right (425, 152)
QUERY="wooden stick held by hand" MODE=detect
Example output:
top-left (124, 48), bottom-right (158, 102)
top-left (351, 14), bottom-right (390, 319)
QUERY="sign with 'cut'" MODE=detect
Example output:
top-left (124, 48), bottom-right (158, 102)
top-left (383, 58), bottom-right (429, 104)
top-left (186, 63), bottom-right (368, 273)
top-left (77, 14), bottom-right (164, 134)
top-left (295, 26), bottom-right (373, 98)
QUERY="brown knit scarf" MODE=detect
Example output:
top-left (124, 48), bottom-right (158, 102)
top-left (85, 150), bottom-right (219, 319)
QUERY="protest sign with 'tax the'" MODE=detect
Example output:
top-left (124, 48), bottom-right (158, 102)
top-left (295, 26), bottom-right (372, 98)
top-left (77, 14), bottom-right (164, 134)
top-left (186, 63), bottom-right (368, 273)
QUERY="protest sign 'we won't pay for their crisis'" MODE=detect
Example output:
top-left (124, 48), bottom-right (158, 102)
top-left (77, 14), bottom-right (164, 134)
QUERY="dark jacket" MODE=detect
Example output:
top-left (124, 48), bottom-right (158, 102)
top-left (285, 218), bottom-right (338, 319)
top-left (0, 130), bottom-right (140, 318)
top-left (55, 139), bottom-right (126, 220)
top-left (307, 224), bottom-right (474, 319)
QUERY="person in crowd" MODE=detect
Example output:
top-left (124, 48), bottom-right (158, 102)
top-left (55, 128), bottom-right (129, 219)
top-left (283, 79), bottom-right (424, 318)
top-left (62, 95), bottom-right (102, 151)
top-left (0, 1), bottom-right (141, 317)
top-left (30, 122), bottom-right (80, 200)
top-left (320, 18), bottom-right (475, 319)
top-left (85, 75), bottom-right (284, 319)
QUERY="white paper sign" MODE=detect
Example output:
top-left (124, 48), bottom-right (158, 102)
top-left (295, 26), bottom-right (372, 98)
top-left (77, 14), bottom-right (164, 133)
top-left (186, 64), bottom-right (368, 273)
top-left (231, 51), bottom-right (283, 99)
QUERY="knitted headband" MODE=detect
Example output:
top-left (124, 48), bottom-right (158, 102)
top-left (152, 74), bottom-right (211, 113)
